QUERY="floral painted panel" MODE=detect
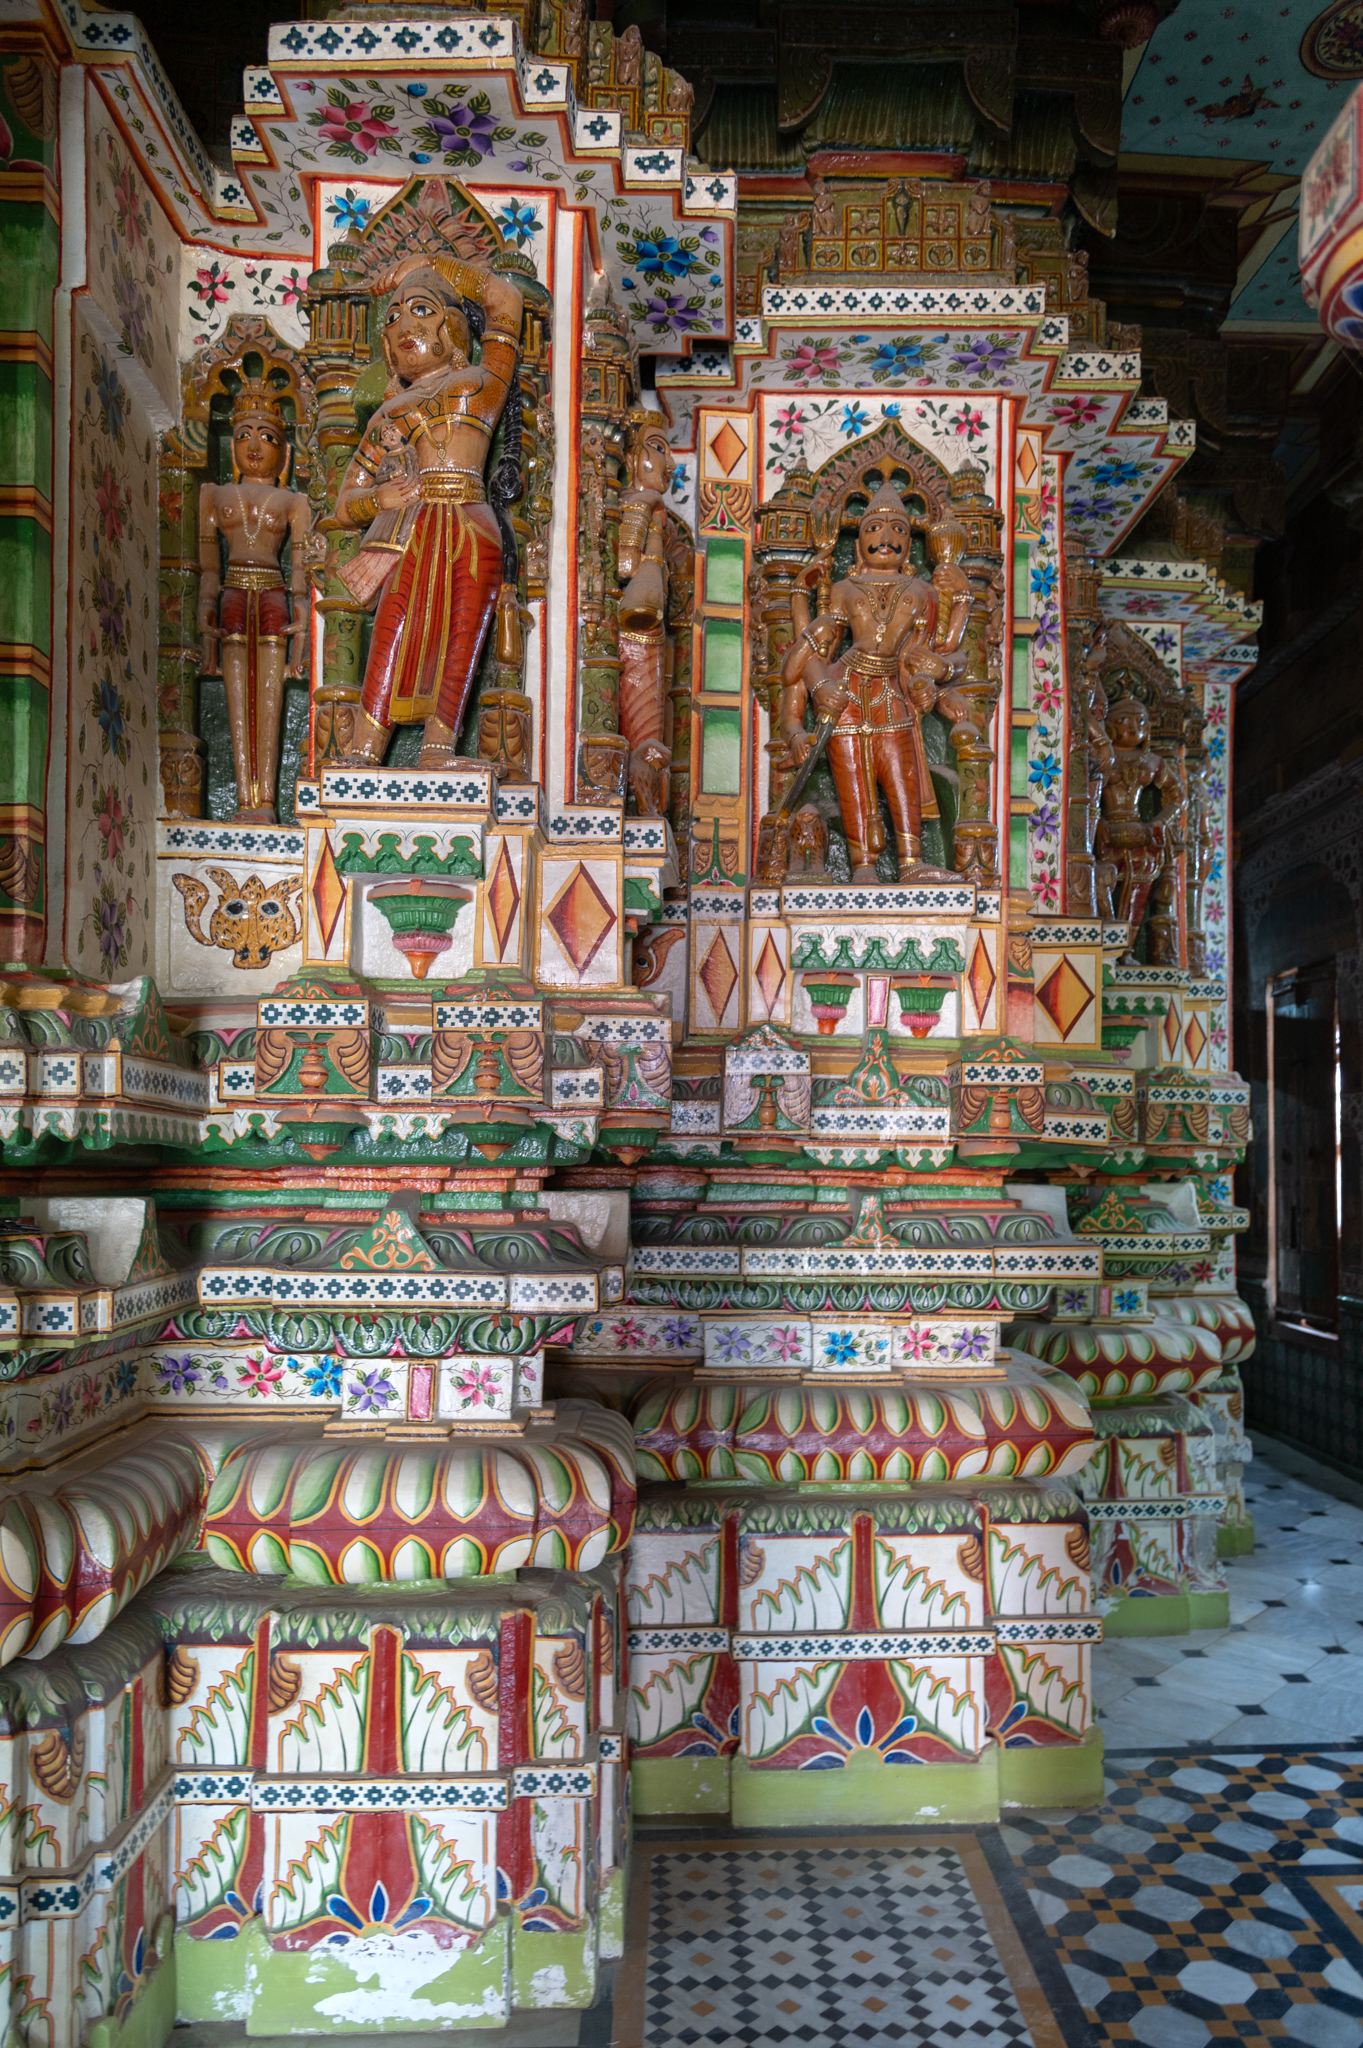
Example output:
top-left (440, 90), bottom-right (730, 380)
top-left (67, 302), bottom-right (157, 978)
top-left (1201, 673), bottom-right (1232, 1058)
top-left (1022, 452), bottom-right (1066, 911)
top-left (86, 94), bottom-right (180, 416)
top-left (759, 389), bottom-right (1001, 502)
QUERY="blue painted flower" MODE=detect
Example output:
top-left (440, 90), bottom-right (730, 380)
top-left (1028, 751), bottom-right (1061, 793)
top-left (325, 189), bottom-right (371, 235)
top-left (632, 233), bottom-right (694, 279)
top-left (1030, 560), bottom-right (1058, 602)
top-left (301, 1355), bottom-right (343, 1397)
top-left (868, 338), bottom-right (926, 375)
top-left (840, 402), bottom-right (870, 437)
top-left (94, 356), bottom-right (125, 439)
top-left (823, 1330), bottom-right (857, 1364)
top-left (1114, 1289), bottom-right (1141, 1313)
top-left (495, 199), bottom-right (541, 248)
top-left (98, 678), bottom-right (126, 751)
top-left (1090, 457), bottom-right (1144, 488)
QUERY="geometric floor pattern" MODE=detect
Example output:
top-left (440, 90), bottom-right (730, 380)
top-left (619, 1840), bottom-right (1045, 2047)
top-left (613, 1445), bottom-right (1363, 2047)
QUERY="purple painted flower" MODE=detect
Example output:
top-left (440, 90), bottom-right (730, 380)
top-left (1030, 800), bottom-right (1061, 841)
top-left (953, 334), bottom-right (1011, 377)
top-left (425, 104), bottom-right (497, 158)
top-left (347, 1368), bottom-right (396, 1413)
top-left (641, 290), bottom-right (704, 334)
top-left (156, 1354), bottom-right (200, 1393)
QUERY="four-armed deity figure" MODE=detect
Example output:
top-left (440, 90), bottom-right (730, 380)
top-left (334, 249), bottom-right (523, 769)
top-left (198, 380), bottom-right (313, 823)
top-left (779, 484), bottom-right (967, 883)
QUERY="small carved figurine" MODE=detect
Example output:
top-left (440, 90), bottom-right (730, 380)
top-left (198, 378), bottom-right (313, 823)
top-left (615, 22), bottom-right (644, 86)
top-left (562, 0), bottom-right (586, 56)
top-left (790, 804), bottom-right (828, 877)
top-left (617, 410), bottom-right (677, 817)
top-left (665, 71), bottom-right (694, 112)
top-left (334, 248), bottom-right (524, 770)
top-left (779, 484), bottom-right (966, 884)
top-left (778, 213), bottom-right (803, 278)
top-left (927, 512), bottom-right (972, 671)
top-left (1094, 696), bottom-right (1186, 960)
top-left (811, 177), bottom-right (839, 238)
top-left (965, 180), bottom-right (992, 238)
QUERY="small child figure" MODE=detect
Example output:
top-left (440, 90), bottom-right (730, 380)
top-left (340, 419), bottom-right (421, 608)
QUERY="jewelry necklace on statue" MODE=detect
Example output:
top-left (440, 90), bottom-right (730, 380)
top-left (235, 487), bottom-right (268, 549)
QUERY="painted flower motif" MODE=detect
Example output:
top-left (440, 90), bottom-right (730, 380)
top-left (630, 233), bottom-right (695, 278)
top-left (1051, 396), bottom-right (1103, 428)
top-left (1038, 480), bottom-right (1058, 521)
top-left (454, 1362), bottom-right (499, 1407)
top-left (1114, 1289), bottom-right (1141, 1313)
top-left (823, 1331), bottom-right (857, 1364)
top-left (900, 1326), bottom-right (937, 1361)
top-left (113, 1358), bottom-right (139, 1397)
top-left (1033, 606), bottom-right (1060, 654)
top-left (783, 339), bottom-right (843, 380)
top-left (98, 786), bottom-right (125, 860)
top-left (495, 199), bottom-right (541, 248)
top-left (96, 572), bottom-right (125, 650)
top-left (113, 266), bottom-right (148, 356)
top-left (318, 99), bottom-right (400, 155)
top-left (1033, 871), bottom-right (1060, 907)
top-left (952, 334), bottom-right (1011, 377)
top-left (611, 1316), bottom-right (647, 1350)
top-left (237, 1355), bottom-right (285, 1398)
top-left (276, 269), bottom-right (307, 308)
top-left (840, 401), bottom-right (871, 437)
top-left (191, 262), bottom-right (233, 307)
top-left (97, 677), bottom-right (127, 755)
top-left (768, 1326), bottom-right (805, 1361)
top-left (1089, 457), bottom-right (1145, 489)
top-left (96, 467), bottom-right (127, 542)
top-left (155, 1355), bottom-right (199, 1393)
top-left (1059, 1289), bottom-right (1087, 1313)
top-left (952, 1327), bottom-right (990, 1361)
top-left (112, 162), bottom-right (144, 247)
top-left (93, 357), bottom-right (125, 439)
top-left (49, 1384), bottom-right (76, 1432)
top-left (325, 189), bottom-right (371, 234)
top-left (658, 1317), bottom-right (698, 1348)
top-left (640, 290), bottom-right (704, 334)
top-left (864, 337), bottom-right (931, 378)
top-left (300, 1355), bottom-right (342, 1397)
top-left (774, 402), bottom-right (806, 437)
top-left (1028, 751), bottom-right (1061, 793)
top-left (668, 461), bottom-right (690, 498)
top-left (1033, 674), bottom-right (1063, 716)
top-left (714, 1327), bottom-right (752, 1361)
top-left (1030, 560), bottom-right (1058, 603)
top-left (949, 405), bottom-right (987, 442)
top-left (347, 1368), bottom-right (396, 1413)
top-left (1029, 799), bottom-right (1060, 841)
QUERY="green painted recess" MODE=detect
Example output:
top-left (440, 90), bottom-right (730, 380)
top-left (0, 675), bottom-right (48, 811)
top-left (1009, 723), bottom-right (1030, 797)
top-left (0, 519), bottom-right (51, 652)
top-left (0, 361), bottom-right (53, 497)
top-left (704, 535), bottom-right (745, 606)
top-left (1009, 812), bottom-right (1029, 888)
top-left (1011, 638), bottom-right (1030, 706)
top-left (703, 616), bottom-right (743, 692)
top-left (700, 705), bottom-right (742, 794)
top-left (1013, 538), bottom-right (1030, 614)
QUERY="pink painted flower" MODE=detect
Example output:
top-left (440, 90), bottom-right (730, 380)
top-left (96, 465), bottom-right (126, 541)
top-left (192, 262), bottom-right (232, 306)
top-left (784, 339), bottom-right (842, 379)
top-left (454, 1362), bottom-right (498, 1407)
top-left (317, 100), bottom-right (398, 155)
top-left (1051, 396), bottom-right (1102, 428)
top-left (611, 1316), bottom-right (646, 1350)
top-left (1033, 872), bottom-right (1060, 907)
top-left (98, 786), bottom-right (124, 860)
top-left (950, 405), bottom-right (987, 442)
top-left (236, 1355), bottom-right (285, 1397)
top-left (277, 269), bottom-right (307, 308)
top-left (768, 1326), bottom-right (804, 1360)
top-left (113, 163), bottom-right (144, 248)
top-left (1033, 675), bottom-right (1063, 716)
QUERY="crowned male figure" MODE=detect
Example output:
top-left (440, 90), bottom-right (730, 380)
top-left (334, 251), bottom-right (523, 769)
top-left (779, 483), bottom-right (964, 883)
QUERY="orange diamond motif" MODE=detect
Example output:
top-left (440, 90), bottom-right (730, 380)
top-left (1184, 1013), bottom-right (1207, 1065)
top-left (753, 933), bottom-right (786, 1016)
top-left (545, 862), bottom-right (616, 977)
top-left (1036, 958), bottom-right (1094, 1040)
top-left (485, 840), bottom-right (521, 962)
top-left (1163, 1002), bottom-right (1181, 1056)
top-left (310, 835), bottom-right (346, 953)
top-left (1016, 438), bottom-right (1038, 486)
top-left (708, 419), bottom-right (746, 477)
top-left (698, 931), bottom-right (738, 1022)
top-left (966, 933), bottom-right (997, 1024)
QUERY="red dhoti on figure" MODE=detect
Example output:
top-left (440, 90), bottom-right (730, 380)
top-left (220, 570), bottom-right (289, 802)
top-left (360, 488), bottom-right (502, 731)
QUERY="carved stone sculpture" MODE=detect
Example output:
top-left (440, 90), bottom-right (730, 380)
top-left (617, 409), bottom-right (676, 817)
top-left (334, 250), bottom-right (523, 769)
top-left (1094, 696), bottom-right (1187, 959)
top-left (197, 379), bottom-right (312, 823)
top-left (778, 484), bottom-right (967, 884)
top-left (811, 177), bottom-right (839, 238)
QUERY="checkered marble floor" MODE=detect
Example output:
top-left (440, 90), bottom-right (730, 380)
top-left (619, 1839), bottom-right (1044, 2047)
top-left (1093, 1444), bottom-right (1363, 1752)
